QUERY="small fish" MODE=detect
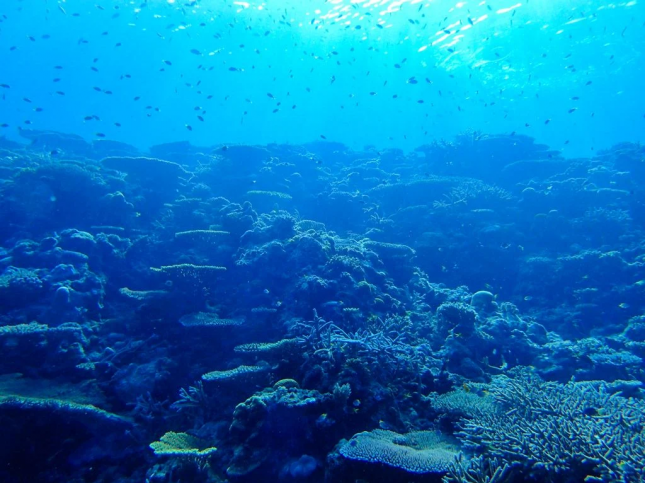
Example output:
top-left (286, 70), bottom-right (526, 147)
top-left (568, 108), bottom-right (578, 114)
top-left (322, 300), bottom-right (343, 307)
top-left (185, 124), bottom-right (193, 131)
top-left (320, 134), bottom-right (327, 139)
top-left (95, 132), bottom-right (106, 138)
top-left (267, 92), bottom-right (275, 98)
top-left (0, 84), bottom-right (9, 88)
top-left (190, 48), bottom-right (201, 55)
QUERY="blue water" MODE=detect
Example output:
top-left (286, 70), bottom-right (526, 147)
top-left (1, 1), bottom-right (645, 482)
top-left (1, 0), bottom-right (643, 154)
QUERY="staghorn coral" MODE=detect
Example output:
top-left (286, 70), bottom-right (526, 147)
top-left (443, 454), bottom-right (512, 483)
top-left (339, 429), bottom-right (461, 474)
top-left (455, 372), bottom-right (645, 482)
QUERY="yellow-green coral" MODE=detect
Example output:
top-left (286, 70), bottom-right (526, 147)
top-left (149, 431), bottom-right (217, 458)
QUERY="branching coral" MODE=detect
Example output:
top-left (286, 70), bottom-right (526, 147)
top-left (455, 372), bottom-right (645, 482)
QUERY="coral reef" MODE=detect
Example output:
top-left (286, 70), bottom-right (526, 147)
top-left (0, 133), bottom-right (644, 482)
